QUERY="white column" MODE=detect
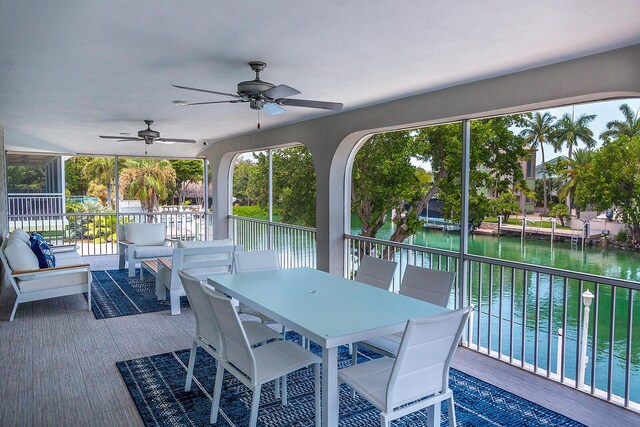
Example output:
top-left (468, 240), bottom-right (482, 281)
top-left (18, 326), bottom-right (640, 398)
top-left (458, 120), bottom-right (470, 310)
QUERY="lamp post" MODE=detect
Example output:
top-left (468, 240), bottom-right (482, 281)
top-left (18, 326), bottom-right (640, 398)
top-left (577, 290), bottom-right (594, 390)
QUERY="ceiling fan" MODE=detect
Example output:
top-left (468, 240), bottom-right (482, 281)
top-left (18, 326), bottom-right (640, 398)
top-left (99, 120), bottom-right (196, 145)
top-left (172, 61), bottom-right (343, 116)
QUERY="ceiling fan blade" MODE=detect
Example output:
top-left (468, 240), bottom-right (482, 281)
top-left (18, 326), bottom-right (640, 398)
top-left (263, 102), bottom-right (286, 116)
top-left (172, 85), bottom-right (240, 99)
top-left (262, 84), bottom-right (300, 99)
top-left (177, 100), bottom-right (242, 106)
top-left (99, 136), bottom-right (140, 140)
top-left (156, 138), bottom-right (197, 144)
top-left (276, 98), bottom-right (343, 110)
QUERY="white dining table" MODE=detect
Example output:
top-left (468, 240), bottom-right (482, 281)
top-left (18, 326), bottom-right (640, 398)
top-left (208, 267), bottom-right (449, 427)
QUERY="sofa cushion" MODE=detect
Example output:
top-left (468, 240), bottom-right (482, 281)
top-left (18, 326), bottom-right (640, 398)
top-left (30, 233), bottom-right (56, 268)
top-left (18, 270), bottom-right (92, 293)
top-left (4, 239), bottom-right (40, 271)
top-left (124, 223), bottom-right (167, 246)
top-left (55, 256), bottom-right (84, 267)
top-left (134, 245), bottom-right (173, 258)
top-left (9, 229), bottom-right (31, 245)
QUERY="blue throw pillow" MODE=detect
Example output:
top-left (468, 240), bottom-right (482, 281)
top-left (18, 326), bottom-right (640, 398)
top-left (29, 233), bottom-right (56, 268)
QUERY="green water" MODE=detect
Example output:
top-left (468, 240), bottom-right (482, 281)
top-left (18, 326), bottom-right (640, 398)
top-left (351, 217), bottom-right (640, 403)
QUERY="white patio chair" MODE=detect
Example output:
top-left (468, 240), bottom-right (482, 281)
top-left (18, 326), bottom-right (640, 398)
top-left (233, 250), bottom-right (281, 325)
top-left (353, 265), bottom-right (455, 364)
top-left (354, 255), bottom-right (398, 291)
top-left (339, 306), bottom-right (472, 427)
top-left (203, 285), bottom-right (321, 427)
top-left (178, 271), bottom-right (283, 393)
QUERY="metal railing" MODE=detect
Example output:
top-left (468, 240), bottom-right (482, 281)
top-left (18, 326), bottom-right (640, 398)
top-left (8, 211), bottom-right (213, 255)
top-left (8, 193), bottom-right (64, 218)
top-left (345, 233), bottom-right (640, 411)
top-left (229, 215), bottom-right (316, 269)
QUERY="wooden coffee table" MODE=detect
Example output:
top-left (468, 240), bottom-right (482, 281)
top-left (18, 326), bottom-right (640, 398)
top-left (140, 258), bottom-right (172, 280)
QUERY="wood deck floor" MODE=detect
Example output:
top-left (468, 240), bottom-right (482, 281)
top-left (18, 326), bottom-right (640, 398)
top-left (0, 255), bottom-right (637, 426)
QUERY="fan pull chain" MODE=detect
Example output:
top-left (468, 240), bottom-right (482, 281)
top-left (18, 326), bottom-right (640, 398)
top-left (257, 110), bottom-right (261, 129)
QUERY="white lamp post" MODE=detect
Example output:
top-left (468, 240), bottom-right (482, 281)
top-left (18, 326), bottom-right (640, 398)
top-left (577, 290), bottom-right (594, 390)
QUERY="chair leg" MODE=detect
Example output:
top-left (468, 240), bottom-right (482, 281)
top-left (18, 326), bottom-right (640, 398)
top-left (352, 343), bottom-right (358, 365)
top-left (281, 374), bottom-right (288, 406)
top-left (128, 262), bottom-right (135, 278)
top-left (249, 384), bottom-right (262, 427)
top-left (118, 253), bottom-right (125, 270)
top-left (447, 396), bottom-right (457, 427)
top-left (86, 285), bottom-right (92, 311)
top-left (184, 341), bottom-right (198, 391)
top-left (348, 342), bottom-right (353, 356)
top-left (169, 290), bottom-right (181, 315)
top-left (210, 361), bottom-right (225, 424)
top-left (275, 377), bottom-right (280, 399)
top-left (314, 363), bottom-right (321, 427)
top-left (9, 299), bottom-right (19, 321)
top-left (427, 402), bottom-right (441, 427)
top-left (155, 278), bottom-right (166, 301)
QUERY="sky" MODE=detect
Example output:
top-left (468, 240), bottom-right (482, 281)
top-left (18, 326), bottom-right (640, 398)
top-left (532, 98), bottom-right (640, 165)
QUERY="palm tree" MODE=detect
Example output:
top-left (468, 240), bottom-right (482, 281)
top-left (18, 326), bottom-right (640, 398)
top-left (557, 148), bottom-right (593, 215)
top-left (552, 110), bottom-right (596, 208)
top-left (552, 111), bottom-right (597, 159)
top-left (599, 103), bottom-right (640, 141)
top-left (82, 157), bottom-right (120, 209)
top-left (520, 112), bottom-right (556, 213)
top-left (120, 159), bottom-right (176, 212)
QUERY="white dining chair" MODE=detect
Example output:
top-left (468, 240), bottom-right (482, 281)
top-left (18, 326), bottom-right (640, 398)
top-left (203, 285), bottom-right (322, 427)
top-left (233, 250), bottom-right (282, 326)
top-left (352, 265), bottom-right (456, 365)
top-left (339, 306), bottom-right (472, 427)
top-left (178, 271), bottom-right (283, 393)
top-left (354, 255), bottom-right (398, 291)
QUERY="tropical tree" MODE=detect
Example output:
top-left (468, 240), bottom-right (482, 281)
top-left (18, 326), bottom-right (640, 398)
top-left (82, 157), bottom-right (124, 209)
top-left (577, 136), bottom-right (640, 242)
top-left (552, 111), bottom-right (596, 158)
top-left (557, 148), bottom-right (594, 213)
top-left (519, 112), bottom-right (556, 212)
top-left (599, 103), bottom-right (640, 141)
top-left (552, 111), bottom-right (596, 208)
top-left (64, 156), bottom-right (92, 195)
top-left (232, 158), bottom-right (257, 205)
top-left (119, 159), bottom-right (177, 212)
top-left (168, 159), bottom-right (203, 205)
top-left (352, 116), bottom-right (528, 244)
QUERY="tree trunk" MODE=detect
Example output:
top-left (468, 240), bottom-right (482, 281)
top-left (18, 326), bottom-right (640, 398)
top-left (106, 182), bottom-right (112, 210)
top-left (566, 144), bottom-right (573, 209)
top-left (541, 146), bottom-right (548, 214)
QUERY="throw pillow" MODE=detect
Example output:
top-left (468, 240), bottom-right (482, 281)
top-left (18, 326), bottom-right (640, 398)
top-left (4, 239), bottom-right (40, 271)
top-left (29, 233), bottom-right (56, 268)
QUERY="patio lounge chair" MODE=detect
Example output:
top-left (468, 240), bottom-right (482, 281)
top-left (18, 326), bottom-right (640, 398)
top-left (118, 223), bottom-right (174, 277)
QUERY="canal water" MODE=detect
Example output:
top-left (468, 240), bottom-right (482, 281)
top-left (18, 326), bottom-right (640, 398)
top-left (351, 217), bottom-right (640, 404)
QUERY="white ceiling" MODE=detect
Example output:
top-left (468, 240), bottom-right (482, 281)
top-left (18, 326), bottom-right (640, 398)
top-left (1, 1), bottom-right (639, 158)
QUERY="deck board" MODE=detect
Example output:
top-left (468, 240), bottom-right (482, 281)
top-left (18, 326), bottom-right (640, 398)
top-left (0, 255), bottom-right (637, 426)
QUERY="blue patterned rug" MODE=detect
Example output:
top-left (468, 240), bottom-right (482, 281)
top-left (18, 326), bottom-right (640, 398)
top-left (117, 333), bottom-right (584, 426)
top-left (90, 269), bottom-right (189, 319)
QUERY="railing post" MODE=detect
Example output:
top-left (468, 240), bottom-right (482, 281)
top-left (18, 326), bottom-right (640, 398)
top-left (578, 290), bottom-right (594, 390)
top-left (556, 328), bottom-right (564, 377)
top-left (458, 120), bottom-right (470, 312)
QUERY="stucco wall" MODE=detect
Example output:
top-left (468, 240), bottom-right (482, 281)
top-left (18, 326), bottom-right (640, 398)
top-left (203, 44), bottom-right (640, 274)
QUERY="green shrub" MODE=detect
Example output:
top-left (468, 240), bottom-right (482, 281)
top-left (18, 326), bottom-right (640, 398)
top-left (233, 205), bottom-right (268, 220)
top-left (617, 228), bottom-right (630, 243)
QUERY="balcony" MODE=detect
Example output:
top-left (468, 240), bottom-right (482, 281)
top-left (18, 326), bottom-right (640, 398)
top-left (1, 215), bottom-right (638, 426)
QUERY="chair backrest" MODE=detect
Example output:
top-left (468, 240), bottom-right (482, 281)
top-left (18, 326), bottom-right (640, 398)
top-left (178, 270), bottom-right (223, 352)
top-left (233, 250), bottom-right (280, 273)
top-left (385, 306), bottom-right (472, 409)
top-left (399, 264), bottom-right (455, 307)
top-left (123, 223), bottom-right (167, 246)
top-left (355, 255), bottom-right (397, 291)
top-left (202, 284), bottom-right (257, 381)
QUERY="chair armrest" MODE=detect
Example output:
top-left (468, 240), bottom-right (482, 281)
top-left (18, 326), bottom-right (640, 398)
top-left (120, 239), bottom-right (135, 245)
top-left (165, 238), bottom-right (178, 246)
top-left (12, 263), bottom-right (91, 277)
